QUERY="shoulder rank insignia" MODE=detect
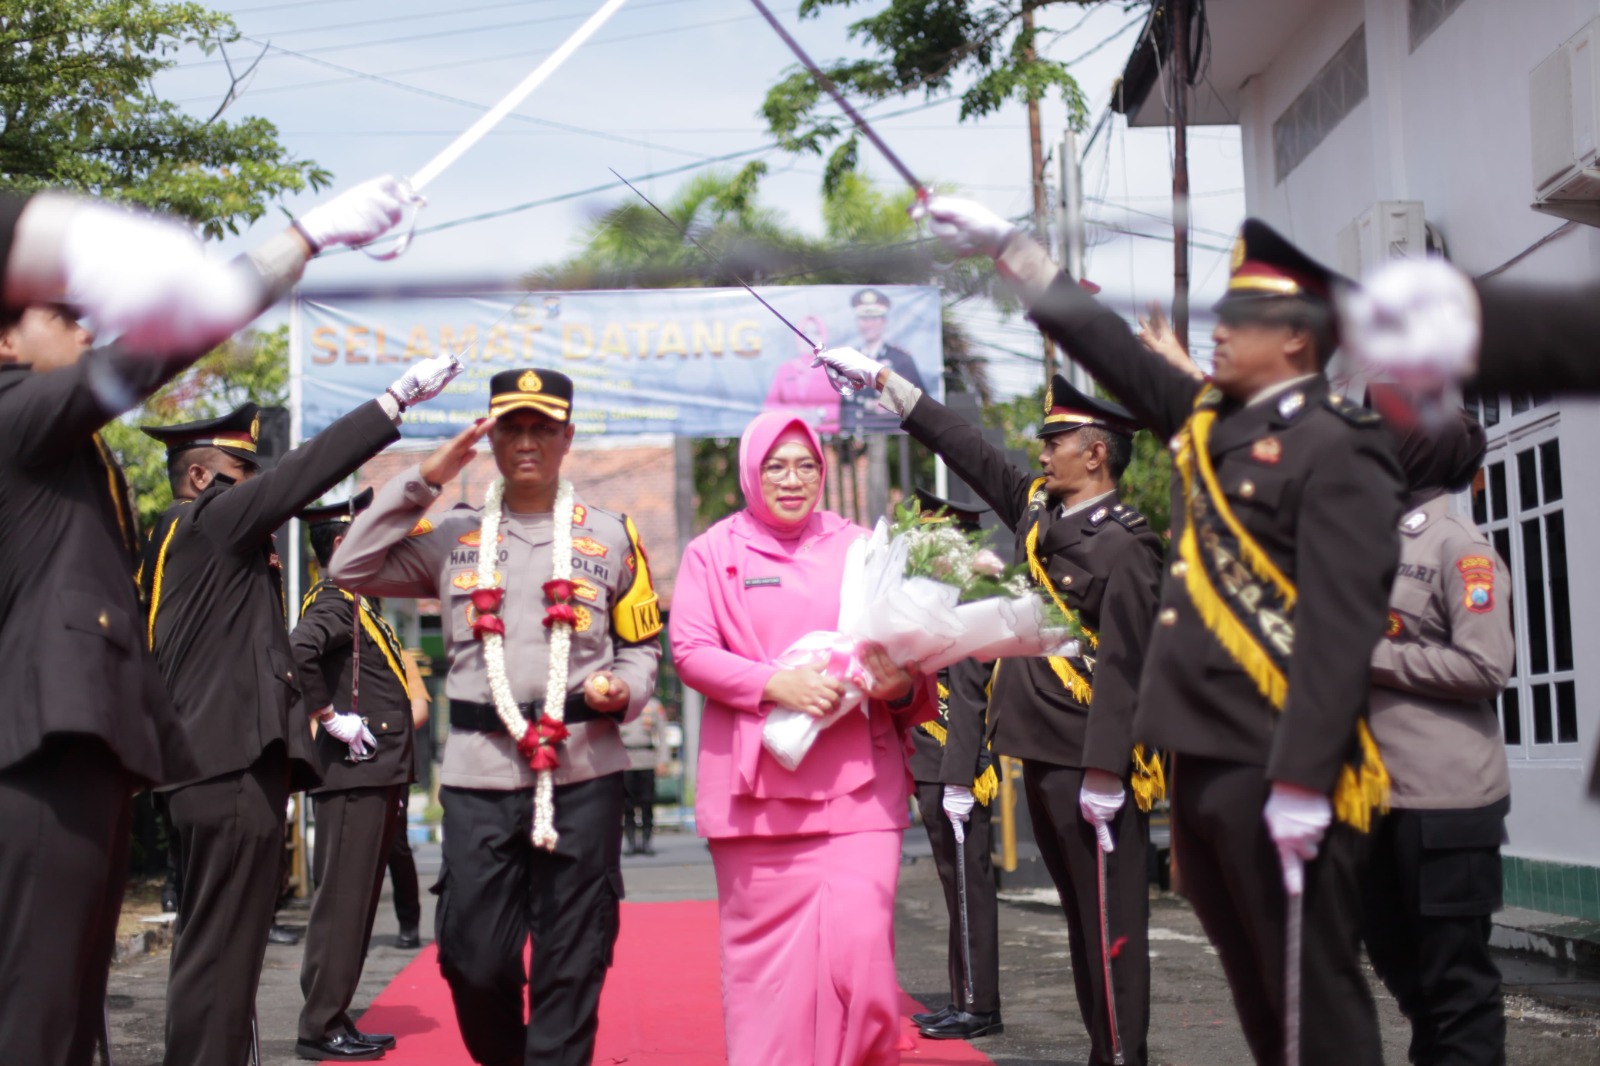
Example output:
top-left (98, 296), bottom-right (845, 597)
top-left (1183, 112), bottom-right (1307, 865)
top-left (1089, 506), bottom-right (1109, 526)
top-left (1111, 506), bottom-right (1147, 530)
top-left (1277, 390), bottom-right (1306, 420)
top-left (1402, 510), bottom-right (1428, 532)
top-left (1458, 555), bottom-right (1495, 613)
top-left (1323, 394), bottom-right (1383, 426)
top-left (571, 504), bottom-right (587, 526)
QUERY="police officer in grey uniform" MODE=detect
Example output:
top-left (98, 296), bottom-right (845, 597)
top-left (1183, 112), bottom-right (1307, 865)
top-left (906, 490), bottom-right (1002, 1039)
top-left (1363, 407), bottom-right (1512, 1066)
top-left (292, 489), bottom-right (416, 1061)
top-left (329, 369), bottom-right (663, 1066)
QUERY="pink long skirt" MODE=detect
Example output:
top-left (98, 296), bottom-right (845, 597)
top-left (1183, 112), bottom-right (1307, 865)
top-left (710, 829), bottom-right (902, 1066)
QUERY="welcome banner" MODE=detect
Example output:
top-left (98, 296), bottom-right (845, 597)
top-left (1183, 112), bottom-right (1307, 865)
top-left (295, 284), bottom-right (943, 439)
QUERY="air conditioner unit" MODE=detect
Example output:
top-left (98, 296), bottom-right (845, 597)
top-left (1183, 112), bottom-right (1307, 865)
top-left (1335, 202), bottom-right (1427, 276)
top-left (1530, 17), bottom-right (1600, 225)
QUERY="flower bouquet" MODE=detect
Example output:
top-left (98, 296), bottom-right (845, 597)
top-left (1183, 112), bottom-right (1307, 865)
top-left (761, 501), bottom-right (1082, 770)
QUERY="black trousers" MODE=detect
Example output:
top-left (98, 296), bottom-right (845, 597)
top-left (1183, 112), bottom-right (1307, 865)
top-left (1361, 803), bottom-right (1508, 1066)
top-left (388, 797), bottom-right (421, 931)
top-left (622, 768), bottom-right (655, 844)
top-left (915, 781), bottom-right (1001, 1013)
top-left (1024, 761), bottom-right (1150, 1066)
top-left (299, 784), bottom-right (405, 1041)
top-left (0, 738), bottom-right (133, 1066)
top-left (436, 774), bottom-right (625, 1066)
top-left (1172, 755), bottom-right (1381, 1066)
top-left (163, 746), bottom-right (290, 1066)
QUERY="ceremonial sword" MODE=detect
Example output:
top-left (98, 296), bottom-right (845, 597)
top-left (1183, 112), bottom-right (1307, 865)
top-left (368, 0), bottom-right (634, 257)
top-left (744, 0), bottom-right (929, 201)
top-left (951, 817), bottom-right (975, 1010)
top-left (1097, 837), bottom-right (1126, 1066)
top-left (608, 168), bottom-right (822, 351)
top-left (1285, 881), bottom-right (1304, 1066)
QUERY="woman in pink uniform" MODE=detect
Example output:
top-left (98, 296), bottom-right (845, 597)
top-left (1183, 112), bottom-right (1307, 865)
top-left (670, 411), bottom-right (935, 1066)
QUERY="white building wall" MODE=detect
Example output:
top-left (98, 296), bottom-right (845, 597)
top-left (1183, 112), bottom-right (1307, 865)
top-left (1234, 0), bottom-right (1600, 866)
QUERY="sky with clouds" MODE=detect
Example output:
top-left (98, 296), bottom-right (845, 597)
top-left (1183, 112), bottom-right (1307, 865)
top-left (154, 0), bottom-right (1247, 400)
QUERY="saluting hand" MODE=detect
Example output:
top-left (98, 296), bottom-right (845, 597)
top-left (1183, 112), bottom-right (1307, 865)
top-left (420, 417), bottom-right (495, 487)
top-left (583, 670), bottom-right (629, 714)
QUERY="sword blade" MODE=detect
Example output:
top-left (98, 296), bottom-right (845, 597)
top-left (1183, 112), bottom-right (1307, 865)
top-left (1097, 843), bottom-right (1126, 1066)
top-left (608, 168), bottom-right (819, 350)
top-left (745, 0), bottom-right (926, 198)
top-left (411, 0), bottom-right (632, 191)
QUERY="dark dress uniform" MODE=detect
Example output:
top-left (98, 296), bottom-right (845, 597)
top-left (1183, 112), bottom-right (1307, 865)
top-left (890, 378), bottom-right (1163, 1065)
top-left (1362, 415), bottom-right (1513, 1066)
top-left (0, 342), bottom-right (205, 1065)
top-left (329, 370), bottom-right (663, 1066)
top-left (293, 491), bottom-right (418, 1055)
top-left (995, 221), bottom-right (1404, 1066)
top-left (138, 400), bottom-right (403, 1066)
top-left (910, 656), bottom-right (1002, 1020)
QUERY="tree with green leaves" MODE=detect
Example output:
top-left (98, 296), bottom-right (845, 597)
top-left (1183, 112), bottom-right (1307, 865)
top-left (760, 0), bottom-right (1098, 191)
top-left (101, 326), bottom-right (289, 530)
top-left (0, 0), bottom-right (331, 237)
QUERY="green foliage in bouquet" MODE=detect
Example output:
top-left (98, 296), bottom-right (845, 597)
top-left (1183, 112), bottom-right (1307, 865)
top-left (890, 499), bottom-right (1083, 640)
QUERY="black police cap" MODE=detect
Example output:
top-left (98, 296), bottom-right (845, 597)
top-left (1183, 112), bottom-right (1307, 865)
top-left (489, 368), bottom-right (573, 423)
top-left (141, 403), bottom-right (262, 465)
top-left (1040, 374), bottom-right (1137, 439)
top-left (298, 487), bottom-right (374, 527)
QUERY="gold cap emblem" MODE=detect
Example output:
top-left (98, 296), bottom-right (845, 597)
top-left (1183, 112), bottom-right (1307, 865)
top-left (1230, 234), bottom-right (1246, 274)
top-left (249, 412), bottom-right (261, 442)
top-left (517, 370), bottom-right (543, 393)
top-left (1043, 382), bottom-right (1054, 416)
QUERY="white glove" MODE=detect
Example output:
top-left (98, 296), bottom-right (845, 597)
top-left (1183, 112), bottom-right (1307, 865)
top-left (320, 709), bottom-right (377, 759)
top-left (1262, 783), bottom-right (1332, 895)
top-left (943, 784), bottom-right (976, 825)
top-left (1340, 258), bottom-right (1481, 389)
top-left (912, 195), bottom-right (1018, 258)
top-left (63, 202), bottom-right (258, 356)
top-left (1078, 773), bottom-right (1126, 854)
top-left (811, 345), bottom-right (885, 397)
top-left (388, 351), bottom-right (464, 407)
top-left (295, 175), bottom-right (419, 252)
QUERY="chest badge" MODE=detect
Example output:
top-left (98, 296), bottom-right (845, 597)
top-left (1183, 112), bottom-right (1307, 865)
top-left (572, 605), bottom-right (594, 633)
top-left (1250, 437), bottom-right (1282, 465)
top-left (1385, 611), bottom-right (1403, 639)
top-left (573, 536), bottom-right (608, 558)
top-left (1277, 391), bottom-right (1306, 420)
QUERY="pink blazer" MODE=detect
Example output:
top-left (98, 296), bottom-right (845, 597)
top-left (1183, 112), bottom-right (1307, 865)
top-left (671, 508), bottom-right (935, 839)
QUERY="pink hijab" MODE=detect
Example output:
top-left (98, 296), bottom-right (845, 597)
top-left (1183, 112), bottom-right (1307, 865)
top-left (737, 412), bottom-right (826, 532)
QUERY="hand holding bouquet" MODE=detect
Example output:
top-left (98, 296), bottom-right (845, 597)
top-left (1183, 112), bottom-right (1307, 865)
top-left (762, 501), bottom-right (1081, 769)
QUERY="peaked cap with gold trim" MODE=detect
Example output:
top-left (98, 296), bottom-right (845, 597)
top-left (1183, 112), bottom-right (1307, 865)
top-left (299, 487), bottom-right (373, 528)
top-left (1216, 218), bottom-right (1350, 313)
top-left (489, 368), bottom-right (573, 423)
top-left (913, 486), bottom-right (990, 533)
top-left (141, 403), bottom-right (263, 465)
top-left (1040, 374), bottom-right (1137, 439)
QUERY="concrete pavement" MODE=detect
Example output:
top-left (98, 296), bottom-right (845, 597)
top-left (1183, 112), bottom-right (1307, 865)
top-left (101, 825), bottom-right (1600, 1065)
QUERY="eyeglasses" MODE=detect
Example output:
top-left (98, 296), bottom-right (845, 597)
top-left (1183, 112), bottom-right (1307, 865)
top-left (761, 460), bottom-right (822, 484)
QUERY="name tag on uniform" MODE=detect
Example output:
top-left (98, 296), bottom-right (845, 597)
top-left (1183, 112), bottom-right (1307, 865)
top-left (744, 576), bottom-right (782, 588)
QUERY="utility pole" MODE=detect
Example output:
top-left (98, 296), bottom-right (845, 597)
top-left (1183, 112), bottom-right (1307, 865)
top-left (1023, 1), bottom-right (1056, 384)
top-left (1058, 126), bottom-right (1091, 394)
top-left (1171, 0), bottom-right (1192, 349)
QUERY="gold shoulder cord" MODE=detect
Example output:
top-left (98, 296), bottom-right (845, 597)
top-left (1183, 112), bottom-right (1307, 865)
top-left (1022, 478), bottom-right (1164, 810)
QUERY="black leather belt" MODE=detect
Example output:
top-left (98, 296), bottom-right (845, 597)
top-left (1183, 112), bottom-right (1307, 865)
top-left (449, 693), bottom-right (603, 733)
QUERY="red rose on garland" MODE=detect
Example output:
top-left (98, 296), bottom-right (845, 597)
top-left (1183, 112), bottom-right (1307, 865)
top-left (470, 587), bottom-right (504, 614)
top-left (537, 717), bottom-right (570, 744)
top-left (471, 613), bottom-right (506, 639)
top-left (543, 603), bottom-right (578, 629)
top-left (542, 578), bottom-right (576, 603)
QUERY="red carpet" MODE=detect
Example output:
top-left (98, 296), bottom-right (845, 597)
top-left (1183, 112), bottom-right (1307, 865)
top-left (361, 899), bottom-right (992, 1064)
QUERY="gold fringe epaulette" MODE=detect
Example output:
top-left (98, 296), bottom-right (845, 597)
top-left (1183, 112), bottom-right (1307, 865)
top-left (1130, 744), bottom-right (1165, 812)
top-left (919, 720), bottom-right (948, 745)
top-left (973, 762), bottom-right (999, 807)
top-left (1023, 486), bottom-right (1095, 704)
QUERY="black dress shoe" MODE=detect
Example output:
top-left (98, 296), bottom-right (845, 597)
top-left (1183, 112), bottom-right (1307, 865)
top-left (910, 1003), bottom-right (955, 1028)
top-left (268, 924), bottom-right (302, 946)
top-left (294, 1033), bottom-right (385, 1060)
top-left (918, 1009), bottom-right (1003, 1040)
top-left (343, 1028), bottom-right (395, 1050)
top-left (394, 927), bottom-right (421, 949)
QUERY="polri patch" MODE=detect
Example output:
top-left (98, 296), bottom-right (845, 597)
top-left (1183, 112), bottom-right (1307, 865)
top-left (1457, 555), bottom-right (1495, 614)
top-left (572, 577), bottom-right (600, 603)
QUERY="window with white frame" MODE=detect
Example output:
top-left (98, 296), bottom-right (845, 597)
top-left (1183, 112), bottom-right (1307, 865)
top-left (1469, 403), bottom-right (1576, 754)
